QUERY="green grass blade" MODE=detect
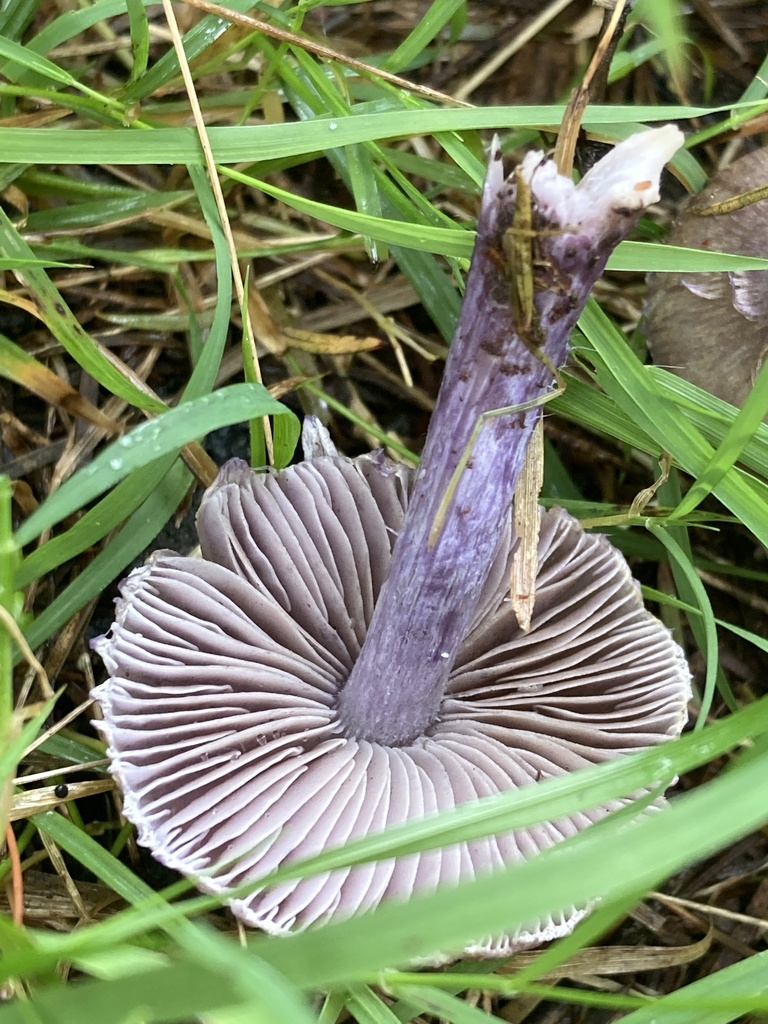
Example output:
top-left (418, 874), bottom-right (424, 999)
top-left (0, 258), bottom-right (77, 269)
top-left (651, 369), bottom-right (768, 478)
top-left (11, 0), bottom-right (152, 84)
top-left (0, 476), bottom-right (17, 747)
top-left (345, 984), bottom-right (404, 1023)
top-left (0, 34), bottom-right (90, 88)
top-left (740, 47), bottom-right (768, 102)
top-left (70, 944), bottom-right (169, 981)
top-left (216, 701), bottom-right (765, 891)
top-left (122, 0), bottom-right (263, 103)
top-left (14, 383), bottom-right (290, 547)
top-left (23, 189), bottom-right (192, 231)
top-left (318, 991), bottom-right (348, 1024)
top-left (579, 298), bottom-right (768, 548)
top-left (16, 457), bottom-right (175, 588)
top-left (1, 705), bottom-right (56, 806)
top-left (0, 206), bottom-right (166, 415)
top-left (180, 928), bottom-right (318, 1024)
top-left (0, 958), bottom-right (241, 1024)
top-left (0, 0), bottom-right (37, 41)
top-left (381, 0), bottom-right (466, 73)
top-left (508, 885), bottom-right (651, 990)
top-left (224, 165), bottom-right (472, 256)
top-left (607, 240), bottom-right (768, 271)
top-left (33, 811), bottom-right (157, 906)
top-left (272, 402), bottom-right (301, 469)
top-left (647, 523), bottom-right (718, 728)
top-left (616, 946), bottom-right (768, 1023)
top-left (280, 48), bottom-right (463, 341)
top-left (672, 354), bottom-right (768, 517)
top-left (639, 0), bottom-right (688, 88)
top-left (37, 733), bottom-right (110, 769)
top-left (0, 105), bottom-right (730, 165)
top-left (21, 460), bottom-right (192, 651)
top-left (180, 164), bottom-right (234, 391)
top-left (386, 985), bottom-right (514, 1024)
top-left (124, 0), bottom-right (150, 85)
top-left (246, 734), bottom-right (768, 985)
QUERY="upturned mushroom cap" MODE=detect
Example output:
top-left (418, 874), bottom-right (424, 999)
top-left (646, 147), bottom-right (768, 413)
top-left (93, 440), bottom-right (690, 954)
top-left (93, 128), bottom-right (689, 954)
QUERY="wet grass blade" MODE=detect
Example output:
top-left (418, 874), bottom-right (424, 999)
top-left (21, 459), bottom-right (193, 651)
top-left (15, 383), bottom-right (293, 547)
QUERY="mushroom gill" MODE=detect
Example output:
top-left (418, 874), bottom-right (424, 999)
top-left (93, 435), bottom-right (689, 953)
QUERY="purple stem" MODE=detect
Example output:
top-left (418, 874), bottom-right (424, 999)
top-left (337, 128), bottom-right (683, 747)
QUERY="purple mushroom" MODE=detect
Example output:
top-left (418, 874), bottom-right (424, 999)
top-left (93, 126), bottom-right (690, 955)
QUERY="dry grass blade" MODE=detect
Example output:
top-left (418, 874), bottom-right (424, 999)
top-left (0, 605), bottom-right (50, 699)
top-left (511, 419), bottom-right (543, 632)
top-left (455, 0), bottom-right (576, 102)
top-left (160, 0), bottom-right (273, 464)
top-left (282, 328), bottom-right (381, 356)
top-left (629, 452), bottom-right (672, 517)
top-left (0, 342), bottom-right (120, 434)
top-left (179, 0), bottom-right (471, 108)
top-left (38, 831), bottom-right (90, 923)
top-left (9, 780), bottom-right (115, 822)
top-left (21, 699), bottom-right (95, 759)
top-left (654, 891), bottom-right (768, 933)
top-left (499, 928), bottom-right (714, 980)
top-left (554, 0), bottom-right (630, 175)
top-left (0, 871), bottom-right (121, 924)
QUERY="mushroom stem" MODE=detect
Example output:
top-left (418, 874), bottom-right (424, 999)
top-left (338, 126), bottom-right (684, 747)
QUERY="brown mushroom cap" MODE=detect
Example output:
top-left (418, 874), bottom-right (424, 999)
top-left (646, 147), bottom-right (768, 412)
top-left (93, 447), bottom-right (690, 954)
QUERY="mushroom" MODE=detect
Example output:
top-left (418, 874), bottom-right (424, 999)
top-left (645, 147), bottom-right (768, 413)
top-left (93, 127), bottom-right (691, 955)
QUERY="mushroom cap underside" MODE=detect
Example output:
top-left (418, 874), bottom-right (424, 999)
top-left (93, 452), bottom-right (690, 956)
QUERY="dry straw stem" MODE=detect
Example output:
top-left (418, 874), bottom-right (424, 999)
top-left (455, 0), bottom-right (576, 102)
top-left (0, 605), bottom-right (49, 699)
top-left (161, 0), bottom-right (273, 462)
top-left (21, 698), bottom-right (95, 760)
top-left (3, 823), bottom-right (22, 926)
top-left (554, 0), bottom-right (630, 175)
top-left (510, 0), bottom-right (630, 623)
top-left (498, 927), bottom-right (713, 979)
top-left (511, 417), bottom-right (544, 632)
top-left (179, 0), bottom-right (470, 108)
